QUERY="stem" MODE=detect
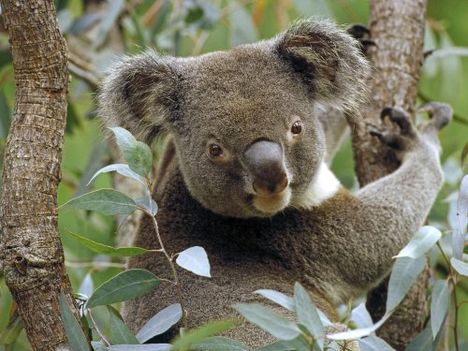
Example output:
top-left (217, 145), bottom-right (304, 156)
top-left (436, 242), bottom-right (460, 351)
top-left (147, 211), bottom-right (186, 325)
top-left (88, 308), bottom-right (111, 348)
top-left (452, 280), bottom-right (460, 351)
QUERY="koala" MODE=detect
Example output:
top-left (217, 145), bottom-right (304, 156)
top-left (99, 19), bottom-right (451, 349)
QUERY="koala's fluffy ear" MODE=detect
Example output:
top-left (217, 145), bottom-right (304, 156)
top-left (99, 51), bottom-right (179, 143)
top-left (276, 20), bottom-right (370, 114)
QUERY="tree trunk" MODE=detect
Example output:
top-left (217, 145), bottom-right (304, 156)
top-left (0, 1), bottom-right (79, 350)
top-left (349, 0), bottom-right (428, 349)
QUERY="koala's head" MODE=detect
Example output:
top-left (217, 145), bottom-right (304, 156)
top-left (100, 20), bottom-right (369, 218)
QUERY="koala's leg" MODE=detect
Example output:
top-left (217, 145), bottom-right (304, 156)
top-left (356, 103), bottom-right (451, 258)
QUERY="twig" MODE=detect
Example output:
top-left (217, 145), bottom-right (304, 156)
top-left (146, 210), bottom-right (185, 325)
top-left (88, 308), bottom-right (111, 348)
top-left (436, 242), bottom-right (460, 351)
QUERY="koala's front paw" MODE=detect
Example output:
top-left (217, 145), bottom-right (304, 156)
top-left (369, 107), bottom-right (417, 152)
top-left (347, 24), bottom-right (375, 55)
top-left (370, 103), bottom-right (452, 156)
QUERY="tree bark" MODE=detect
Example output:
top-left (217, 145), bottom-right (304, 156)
top-left (0, 1), bottom-right (79, 350)
top-left (349, 0), bottom-right (428, 349)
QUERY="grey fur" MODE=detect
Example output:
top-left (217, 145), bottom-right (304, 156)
top-left (98, 19), bottom-right (450, 349)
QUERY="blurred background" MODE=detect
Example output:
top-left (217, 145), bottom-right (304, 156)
top-left (0, 0), bottom-right (467, 349)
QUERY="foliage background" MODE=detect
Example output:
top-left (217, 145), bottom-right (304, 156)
top-left (0, 0), bottom-right (467, 349)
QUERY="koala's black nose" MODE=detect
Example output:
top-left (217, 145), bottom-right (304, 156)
top-left (244, 140), bottom-right (288, 196)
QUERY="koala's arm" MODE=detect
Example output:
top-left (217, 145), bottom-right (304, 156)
top-left (350, 103), bottom-right (451, 275)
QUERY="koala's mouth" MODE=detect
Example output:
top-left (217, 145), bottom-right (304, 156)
top-left (251, 188), bottom-right (292, 215)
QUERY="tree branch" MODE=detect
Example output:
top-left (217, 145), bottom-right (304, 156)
top-left (0, 1), bottom-right (79, 350)
top-left (348, 0), bottom-right (429, 349)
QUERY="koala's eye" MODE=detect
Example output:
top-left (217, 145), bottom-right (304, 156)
top-left (208, 143), bottom-right (223, 157)
top-left (291, 121), bottom-right (303, 135)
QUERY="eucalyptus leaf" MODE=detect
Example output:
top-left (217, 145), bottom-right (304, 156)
top-left (233, 303), bottom-right (299, 340)
top-left (450, 257), bottom-right (468, 276)
top-left (406, 326), bottom-right (437, 351)
top-left (350, 303), bottom-right (373, 329)
top-left (110, 345), bottom-right (171, 351)
top-left (63, 188), bottom-right (138, 216)
top-left (66, 231), bottom-right (150, 257)
top-left (393, 226), bottom-right (441, 259)
top-left (452, 229), bottom-right (464, 260)
top-left (254, 289), bottom-right (295, 312)
top-left (109, 127), bottom-right (153, 177)
top-left (386, 256), bottom-right (426, 312)
top-left (78, 273), bottom-right (94, 299)
top-left (59, 293), bottom-right (91, 351)
top-left (326, 318), bottom-right (387, 341)
top-left (88, 163), bottom-right (147, 187)
top-left (359, 335), bottom-right (395, 351)
top-left (294, 282), bottom-right (323, 347)
top-left (176, 246), bottom-right (211, 277)
top-left (136, 304), bottom-right (183, 343)
top-left (171, 319), bottom-right (240, 350)
top-left (458, 175), bottom-right (468, 233)
top-left (106, 306), bottom-right (139, 344)
top-left (135, 196), bottom-right (158, 216)
top-left (87, 269), bottom-right (159, 308)
top-left (192, 337), bottom-right (249, 351)
top-left (430, 280), bottom-right (449, 339)
top-left (264, 334), bottom-right (315, 351)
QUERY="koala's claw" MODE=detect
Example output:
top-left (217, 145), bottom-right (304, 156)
top-left (370, 127), bottom-right (406, 150)
top-left (380, 107), bottom-right (415, 136)
top-left (347, 24), bottom-right (375, 54)
top-left (347, 24), bottom-right (369, 39)
top-left (418, 102), bottom-right (453, 130)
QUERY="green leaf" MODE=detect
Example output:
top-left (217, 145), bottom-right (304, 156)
top-left (233, 303), bottom-right (299, 340)
top-left (62, 189), bottom-right (138, 216)
top-left (0, 316), bottom-right (23, 345)
top-left (350, 303), bottom-right (373, 329)
top-left (256, 335), bottom-right (310, 351)
top-left (406, 326), bottom-right (439, 351)
top-left (326, 318), bottom-right (387, 341)
top-left (88, 164), bottom-right (147, 187)
top-left (430, 280), bottom-right (449, 339)
top-left (66, 231), bottom-right (151, 258)
top-left (109, 127), bottom-right (153, 177)
top-left (107, 306), bottom-right (139, 344)
top-left (450, 257), bottom-right (468, 276)
top-left (59, 293), bottom-right (91, 351)
top-left (176, 246), bottom-right (211, 278)
top-left (359, 335), bottom-right (395, 351)
top-left (78, 273), bottom-right (94, 298)
top-left (136, 304), bottom-right (183, 343)
top-left (458, 175), bottom-right (468, 234)
top-left (293, 283), bottom-right (323, 347)
top-left (386, 256), bottom-right (426, 312)
top-left (192, 337), bottom-right (249, 351)
top-left (393, 226), bottom-right (441, 259)
top-left (135, 196), bottom-right (158, 216)
top-left (254, 289), bottom-right (295, 312)
top-left (87, 269), bottom-right (160, 308)
top-left (171, 319), bottom-right (240, 350)
top-left (110, 345), bottom-right (171, 351)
